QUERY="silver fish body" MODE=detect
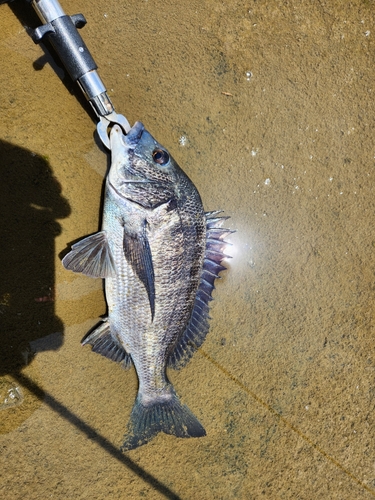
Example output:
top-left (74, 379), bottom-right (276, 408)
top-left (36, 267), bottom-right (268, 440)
top-left (62, 122), bottom-right (231, 450)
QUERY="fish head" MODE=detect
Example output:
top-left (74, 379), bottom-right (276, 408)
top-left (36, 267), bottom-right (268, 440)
top-left (108, 122), bottom-right (189, 209)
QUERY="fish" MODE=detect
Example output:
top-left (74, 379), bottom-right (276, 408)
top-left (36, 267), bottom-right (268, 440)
top-left (62, 121), bottom-right (232, 450)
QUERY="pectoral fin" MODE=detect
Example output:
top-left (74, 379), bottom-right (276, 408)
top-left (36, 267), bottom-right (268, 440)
top-left (123, 221), bottom-right (155, 320)
top-left (62, 231), bottom-right (116, 278)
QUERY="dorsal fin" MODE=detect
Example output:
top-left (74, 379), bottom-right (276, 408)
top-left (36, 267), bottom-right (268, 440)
top-left (168, 211), bottom-right (233, 369)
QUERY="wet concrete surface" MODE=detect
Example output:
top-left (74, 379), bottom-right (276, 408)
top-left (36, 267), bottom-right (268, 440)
top-left (1, 0), bottom-right (375, 498)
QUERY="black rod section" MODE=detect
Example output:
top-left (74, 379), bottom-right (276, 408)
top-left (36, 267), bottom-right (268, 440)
top-left (27, 0), bottom-right (115, 117)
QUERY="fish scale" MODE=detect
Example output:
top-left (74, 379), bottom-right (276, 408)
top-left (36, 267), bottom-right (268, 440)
top-left (62, 121), bottom-right (232, 450)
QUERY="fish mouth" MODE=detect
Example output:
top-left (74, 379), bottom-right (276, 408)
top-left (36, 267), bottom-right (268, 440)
top-left (110, 121), bottom-right (145, 150)
top-left (109, 122), bottom-right (147, 185)
top-left (108, 122), bottom-right (157, 200)
top-left (124, 121), bottom-right (145, 146)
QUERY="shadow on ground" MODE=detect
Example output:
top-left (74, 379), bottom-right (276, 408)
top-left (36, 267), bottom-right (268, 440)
top-left (0, 140), bottom-right (70, 374)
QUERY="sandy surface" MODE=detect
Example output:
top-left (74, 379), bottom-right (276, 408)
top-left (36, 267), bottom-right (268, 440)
top-left (1, 0), bottom-right (375, 498)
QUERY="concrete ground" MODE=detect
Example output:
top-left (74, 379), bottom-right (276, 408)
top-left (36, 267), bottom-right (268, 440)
top-left (1, 0), bottom-right (375, 498)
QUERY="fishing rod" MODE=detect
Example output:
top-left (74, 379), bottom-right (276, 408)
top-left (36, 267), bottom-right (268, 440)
top-left (10, 0), bottom-right (130, 148)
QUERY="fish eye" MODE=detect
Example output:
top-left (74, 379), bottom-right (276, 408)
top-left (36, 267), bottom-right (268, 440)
top-left (152, 149), bottom-right (170, 166)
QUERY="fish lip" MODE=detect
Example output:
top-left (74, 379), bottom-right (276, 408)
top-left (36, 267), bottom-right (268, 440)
top-left (125, 121), bottom-right (145, 146)
top-left (110, 121), bottom-right (145, 149)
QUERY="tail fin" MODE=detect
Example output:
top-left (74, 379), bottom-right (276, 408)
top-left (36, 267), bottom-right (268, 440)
top-left (121, 391), bottom-right (206, 451)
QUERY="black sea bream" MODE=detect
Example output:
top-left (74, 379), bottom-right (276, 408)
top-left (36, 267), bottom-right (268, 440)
top-left (62, 122), bottom-right (232, 450)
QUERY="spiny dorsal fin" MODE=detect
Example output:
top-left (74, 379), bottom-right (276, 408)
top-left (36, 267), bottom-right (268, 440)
top-left (82, 318), bottom-right (132, 369)
top-left (62, 231), bottom-right (116, 278)
top-left (168, 211), bottom-right (233, 369)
